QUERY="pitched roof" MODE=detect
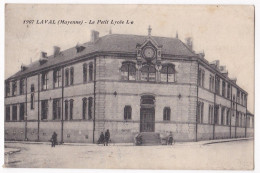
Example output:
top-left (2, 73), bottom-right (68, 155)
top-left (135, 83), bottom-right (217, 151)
top-left (7, 34), bottom-right (196, 80)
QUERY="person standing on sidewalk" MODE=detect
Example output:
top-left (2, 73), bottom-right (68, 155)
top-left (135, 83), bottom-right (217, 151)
top-left (104, 129), bottom-right (110, 146)
top-left (51, 132), bottom-right (58, 147)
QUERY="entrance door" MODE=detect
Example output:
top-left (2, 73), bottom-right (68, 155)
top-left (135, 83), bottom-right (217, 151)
top-left (140, 108), bottom-right (155, 132)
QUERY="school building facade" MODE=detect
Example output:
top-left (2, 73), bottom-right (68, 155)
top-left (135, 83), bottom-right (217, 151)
top-left (4, 29), bottom-right (254, 143)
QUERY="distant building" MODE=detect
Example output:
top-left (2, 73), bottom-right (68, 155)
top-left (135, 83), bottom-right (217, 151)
top-left (4, 27), bottom-right (254, 143)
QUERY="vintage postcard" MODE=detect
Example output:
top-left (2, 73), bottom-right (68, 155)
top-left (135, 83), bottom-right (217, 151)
top-left (4, 4), bottom-right (254, 169)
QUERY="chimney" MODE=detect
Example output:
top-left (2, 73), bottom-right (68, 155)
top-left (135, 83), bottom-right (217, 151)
top-left (230, 77), bottom-right (237, 84)
top-left (39, 51), bottom-right (48, 65)
top-left (21, 64), bottom-right (27, 71)
top-left (210, 60), bottom-right (220, 69)
top-left (53, 46), bottom-right (61, 57)
top-left (91, 30), bottom-right (99, 42)
top-left (41, 52), bottom-right (48, 59)
top-left (185, 37), bottom-right (193, 51)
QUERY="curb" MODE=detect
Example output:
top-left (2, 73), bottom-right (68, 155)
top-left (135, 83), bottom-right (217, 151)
top-left (203, 137), bottom-right (253, 145)
top-left (5, 137), bottom-right (253, 147)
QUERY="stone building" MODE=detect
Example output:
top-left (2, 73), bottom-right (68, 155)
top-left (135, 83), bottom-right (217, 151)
top-left (4, 28), bottom-right (254, 143)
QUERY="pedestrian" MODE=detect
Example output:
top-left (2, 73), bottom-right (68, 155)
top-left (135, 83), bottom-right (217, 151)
top-left (104, 129), bottom-right (110, 146)
top-left (167, 132), bottom-right (173, 145)
top-left (98, 132), bottom-right (105, 144)
top-left (51, 131), bottom-right (58, 147)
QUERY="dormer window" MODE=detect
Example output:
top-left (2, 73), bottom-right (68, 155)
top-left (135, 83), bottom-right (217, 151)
top-left (76, 45), bottom-right (85, 53)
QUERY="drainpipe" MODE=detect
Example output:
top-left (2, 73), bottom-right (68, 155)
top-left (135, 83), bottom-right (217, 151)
top-left (37, 74), bottom-right (40, 141)
top-left (245, 96), bottom-right (248, 137)
top-left (25, 77), bottom-right (28, 140)
top-left (93, 57), bottom-right (97, 143)
top-left (195, 60), bottom-right (199, 142)
top-left (230, 86), bottom-right (232, 138)
top-left (235, 90), bottom-right (238, 138)
top-left (61, 67), bottom-right (64, 144)
top-left (213, 76), bottom-right (216, 140)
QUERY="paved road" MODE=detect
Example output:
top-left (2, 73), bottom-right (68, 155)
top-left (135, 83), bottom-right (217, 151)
top-left (4, 139), bottom-right (254, 169)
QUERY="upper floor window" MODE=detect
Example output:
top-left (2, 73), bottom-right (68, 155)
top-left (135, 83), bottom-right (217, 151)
top-left (42, 72), bottom-right (48, 90)
top-left (65, 69), bottom-right (69, 86)
top-left (53, 68), bottom-right (62, 88)
top-left (161, 64), bottom-right (175, 83)
top-left (163, 107), bottom-right (171, 121)
top-left (20, 78), bottom-right (25, 95)
top-left (237, 90), bottom-right (240, 104)
top-left (198, 68), bottom-right (205, 87)
top-left (30, 84), bottom-right (35, 110)
top-left (209, 75), bottom-right (215, 91)
top-left (5, 81), bottom-right (10, 97)
top-left (215, 76), bottom-right (220, 95)
top-left (12, 81), bottom-right (17, 96)
top-left (70, 67), bottom-right (74, 85)
top-left (140, 64), bottom-right (156, 82)
top-left (222, 81), bottom-right (226, 97)
top-left (227, 83), bottom-right (231, 99)
top-left (89, 63), bottom-right (93, 82)
top-left (120, 62), bottom-right (136, 81)
top-left (124, 106), bottom-right (132, 120)
top-left (83, 63), bottom-right (87, 83)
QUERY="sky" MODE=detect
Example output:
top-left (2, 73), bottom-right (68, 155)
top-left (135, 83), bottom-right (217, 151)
top-left (5, 4), bottom-right (254, 112)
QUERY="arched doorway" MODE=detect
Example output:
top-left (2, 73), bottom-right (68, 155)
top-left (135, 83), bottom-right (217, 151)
top-left (140, 95), bottom-right (155, 132)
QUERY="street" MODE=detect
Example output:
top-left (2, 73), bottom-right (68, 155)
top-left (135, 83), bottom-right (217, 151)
top-left (4, 139), bottom-right (254, 169)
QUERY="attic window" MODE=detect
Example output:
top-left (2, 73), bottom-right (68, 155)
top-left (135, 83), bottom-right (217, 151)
top-left (76, 45), bottom-right (85, 53)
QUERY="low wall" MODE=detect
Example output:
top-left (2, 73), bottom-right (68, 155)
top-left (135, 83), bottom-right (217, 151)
top-left (214, 125), bottom-right (230, 139)
top-left (5, 122), bottom-right (25, 141)
top-left (197, 124), bottom-right (213, 140)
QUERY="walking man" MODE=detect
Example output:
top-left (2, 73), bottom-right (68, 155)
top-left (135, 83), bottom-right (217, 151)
top-left (104, 129), bottom-right (110, 146)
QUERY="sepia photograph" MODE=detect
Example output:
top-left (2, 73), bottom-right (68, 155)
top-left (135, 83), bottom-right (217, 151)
top-left (3, 4), bottom-right (255, 170)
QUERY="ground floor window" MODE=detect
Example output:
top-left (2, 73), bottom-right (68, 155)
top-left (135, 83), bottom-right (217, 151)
top-left (5, 106), bottom-right (10, 121)
top-left (53, 99), bottom-right (61, 120)
top-left (20, 103), bottom-right (25, 121)
top-left (88, 97), bottom-right (93, 120)
top-left (41, 100), bottom-right (48, 120)
top-left (12, 105), bottom-right (17, 121)
top-left (65, 100), bottom-right (69, 120)
top-left (197, 102), bottom-right (204, 123)
top-left (69, 99), bottom-right (74, 120)
top-left (124, 106), bottom-right (132, 120)
top-left (163, 107), bottom-right (171, 121)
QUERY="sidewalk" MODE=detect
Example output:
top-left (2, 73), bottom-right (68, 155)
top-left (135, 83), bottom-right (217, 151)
top-left (5, 137), bottom-right (253, 147)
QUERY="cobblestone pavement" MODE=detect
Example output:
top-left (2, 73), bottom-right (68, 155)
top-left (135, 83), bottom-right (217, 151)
top-left (4, 139), bottom-right (254, 169)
